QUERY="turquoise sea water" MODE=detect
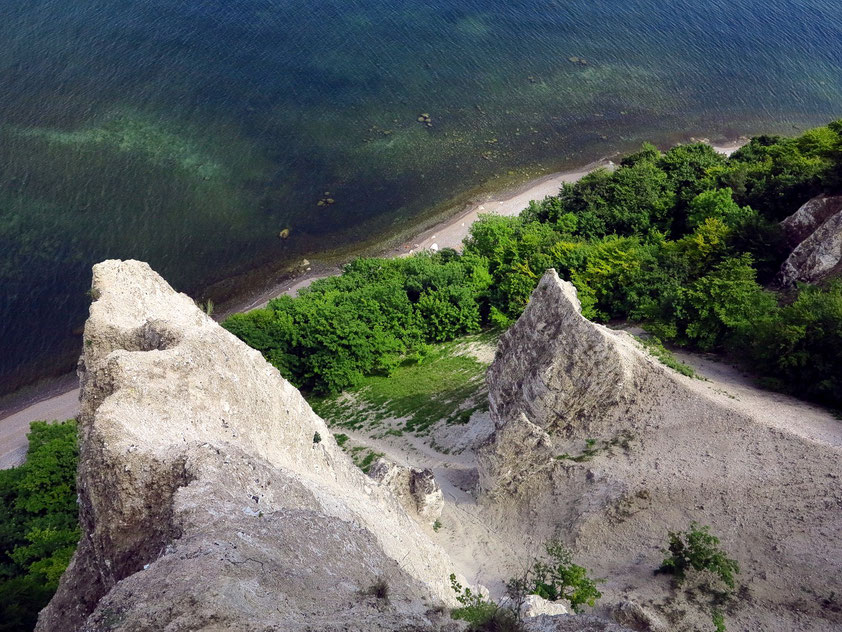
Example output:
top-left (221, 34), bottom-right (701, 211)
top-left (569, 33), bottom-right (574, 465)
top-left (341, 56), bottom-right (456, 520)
top-left (1, 0), bottom-right (841, 393)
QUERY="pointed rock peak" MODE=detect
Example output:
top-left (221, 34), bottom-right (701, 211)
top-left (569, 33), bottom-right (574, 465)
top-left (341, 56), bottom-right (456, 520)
top-left (38, 260), bottom-right (459, 632)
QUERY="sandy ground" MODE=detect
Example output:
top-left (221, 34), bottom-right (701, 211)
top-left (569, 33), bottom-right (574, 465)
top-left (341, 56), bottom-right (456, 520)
top-left (336, 328), bottom-right (841, 630)
top-left (0, 388), bottom-right (80, 468)
top-left (0, 141), bottom-right (745, 469)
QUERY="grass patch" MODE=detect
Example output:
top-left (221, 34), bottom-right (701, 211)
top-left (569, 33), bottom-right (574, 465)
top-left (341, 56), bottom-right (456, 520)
top-left (556, 432), bottom-right (633, 463)
top-left (349, 446), bottom-right (385, 473)
top-left (309, 334), bottom-right (493, 435)
top-left (635, 335), bottom-right (698, 378)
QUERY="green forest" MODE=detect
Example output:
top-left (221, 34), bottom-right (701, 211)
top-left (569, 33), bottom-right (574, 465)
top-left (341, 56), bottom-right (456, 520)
top-left (225, 121), bottom-right (842, 407)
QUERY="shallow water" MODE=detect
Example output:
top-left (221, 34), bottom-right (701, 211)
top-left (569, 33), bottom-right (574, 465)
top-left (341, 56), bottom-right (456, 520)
top-left (1, 0), bottom-right (840, 392)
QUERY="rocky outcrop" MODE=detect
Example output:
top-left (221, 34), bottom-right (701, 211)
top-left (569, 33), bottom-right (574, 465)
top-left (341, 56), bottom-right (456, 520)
top-left (369, 457), bottom-right (444, 524)
top-left (478, 270), bottom-right (665, 496)
top-left (779, 195), bottom-right (842, 286)
top-left (499, 594), bottom-right (570, 619)
top-left (37, 260), bottom-right (461, 632)
top-left (780, 195), bottom-right (842, 246)
top-left (611, 601), bottom-right (668, 632)
top-left (525, 615), bottom-right (633, 632)
top-left (477, 269), bottom-right (842, 632)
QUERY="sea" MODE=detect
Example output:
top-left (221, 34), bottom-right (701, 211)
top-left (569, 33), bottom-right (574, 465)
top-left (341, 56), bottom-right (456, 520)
top-left (1, 0), bottom-right (840, 394)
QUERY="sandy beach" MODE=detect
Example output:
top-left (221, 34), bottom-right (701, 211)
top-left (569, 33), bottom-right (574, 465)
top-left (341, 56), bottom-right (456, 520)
top-left (0, 140), bottom-right (746, 467)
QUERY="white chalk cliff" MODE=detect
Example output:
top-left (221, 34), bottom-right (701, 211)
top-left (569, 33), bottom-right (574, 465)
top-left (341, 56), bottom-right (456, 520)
top-left (37, 260), bottom-right (462, 632)
top-left (477, 270), bottom-right (842, 632)
top-left (779, 194), bottom-right (842, 286)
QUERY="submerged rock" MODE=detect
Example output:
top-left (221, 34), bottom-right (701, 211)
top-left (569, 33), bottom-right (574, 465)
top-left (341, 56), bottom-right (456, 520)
top-left (37, 260), bottom-right (460, 632)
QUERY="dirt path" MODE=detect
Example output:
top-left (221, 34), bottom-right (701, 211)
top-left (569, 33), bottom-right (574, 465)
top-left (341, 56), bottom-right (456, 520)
top-left (673, 350), bottom-right (842, 448)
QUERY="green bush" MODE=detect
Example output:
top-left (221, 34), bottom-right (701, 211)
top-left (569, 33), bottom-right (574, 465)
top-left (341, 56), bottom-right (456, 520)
top-left (712, 608), bottom-right (727, 632)
top-left (744, 281), bottom-right (842, 406)
top-left (224, 253), bottom-right (489, 394)
top-left (449, 573), bottom-right (501, 629)
top-left (646, 254), bottom-right (777, 350)
top-left (659, 522), bottom-right (740, 591)
top-left (506, 540), bottom-right (602, 614)
top-left (0, 420), bottom-right (79, 632)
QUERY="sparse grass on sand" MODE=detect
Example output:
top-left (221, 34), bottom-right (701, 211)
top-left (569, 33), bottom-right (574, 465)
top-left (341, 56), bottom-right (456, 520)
top-left (635, 335), bottom-right (699, 379)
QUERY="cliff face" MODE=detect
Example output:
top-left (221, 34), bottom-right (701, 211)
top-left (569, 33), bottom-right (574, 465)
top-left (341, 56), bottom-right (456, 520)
top-left (779, 195), bottom-right (842, 286)
top-left (38, 260), bottom-right (459, 632)
top-left (478, 270), bottom-right (667, 497)
top-left (478, 270), bottom-right (842, 632)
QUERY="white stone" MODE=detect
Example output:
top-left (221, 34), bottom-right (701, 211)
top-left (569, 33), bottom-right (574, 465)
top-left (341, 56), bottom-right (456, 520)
top-left (37, 260), bottom-right (461, 632)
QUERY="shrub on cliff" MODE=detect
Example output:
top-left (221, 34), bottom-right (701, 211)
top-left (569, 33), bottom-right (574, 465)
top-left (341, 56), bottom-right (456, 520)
top-left (449, 573), bottom-right (522, 631)
top-left (0, 420), bottom-right (79, 632)
top-left (505, 540), bottom-right (602, 615)
top-left (658, 522), bottom-right (740, 592)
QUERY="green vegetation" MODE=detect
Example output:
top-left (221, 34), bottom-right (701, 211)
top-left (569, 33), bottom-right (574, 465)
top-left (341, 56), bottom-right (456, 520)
top-left (447, 540), bottom-right (599, 630)
top-left (712, 609), bottom-right (727, 632)
top-left (224, 253), bottom-right (490, 395)
top-left (506, 540), bottom-right (602, 614)
top-left (433, 519), bottom-right (443, 532)
top-left (555, 433), bottom-right (633, 463)
top-left (634, 336), bottom-right (697, 378)
top-left (309, 335), bottom-right (491, 435)
top-left (312, 431), bottom-right (322, 444)
top-left (226, 121), bottom-right (842, 409)
top-left (659, 523), bottom-right (740, 591)
top-left (449, 573), bottom-right (513, 630)
top-left (348, 446), bottom-right (384, 473)
top-left (0, 421), bottom-right (79, 632)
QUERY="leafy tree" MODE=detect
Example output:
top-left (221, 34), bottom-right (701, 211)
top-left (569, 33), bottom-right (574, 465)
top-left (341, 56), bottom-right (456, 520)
top-left (745, 282), bottom-right (842, 405)
top-left (686, 188), bottom-right (751, 229)
top-left (559, 160), bottom-right (675, 238)
top-left (720, 134), bottom-right (831, 220)
top-left (646, 255), bottom-right (776, 350)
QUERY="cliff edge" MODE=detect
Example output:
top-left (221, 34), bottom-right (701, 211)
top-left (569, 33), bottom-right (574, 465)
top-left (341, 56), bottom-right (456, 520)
top-left (37, 260), bottom-right (460, 632)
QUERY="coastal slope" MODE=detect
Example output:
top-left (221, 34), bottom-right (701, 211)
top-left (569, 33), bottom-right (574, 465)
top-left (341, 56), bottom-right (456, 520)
top-left (477, 269), bottom-right (842, 632)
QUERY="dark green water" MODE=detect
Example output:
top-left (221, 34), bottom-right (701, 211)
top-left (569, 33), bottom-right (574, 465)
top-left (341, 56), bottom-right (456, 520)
top-left (1, 0), bottom-right (841, 393)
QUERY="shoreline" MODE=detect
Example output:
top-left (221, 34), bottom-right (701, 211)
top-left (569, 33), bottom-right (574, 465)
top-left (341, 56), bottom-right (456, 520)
top-left (232, 157), bottom-right (614, 313)
top-left (0, 138), bottom-right (746, 467)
